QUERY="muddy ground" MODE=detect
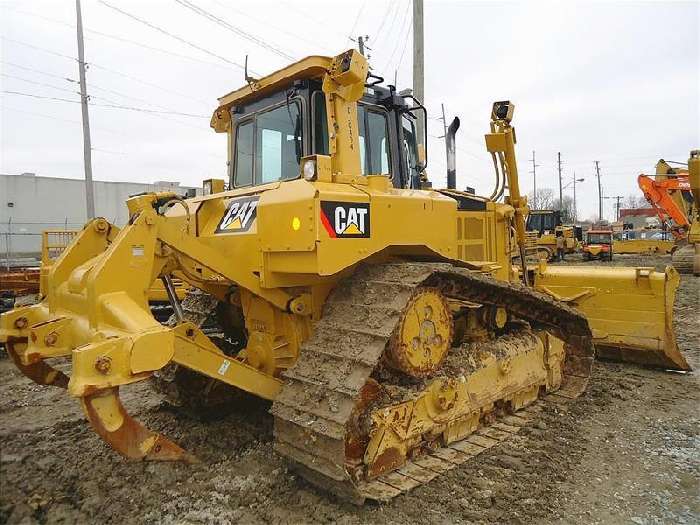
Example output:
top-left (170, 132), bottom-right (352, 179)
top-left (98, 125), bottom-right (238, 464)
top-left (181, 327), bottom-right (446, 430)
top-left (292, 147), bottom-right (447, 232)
top-left (1, 254), bottom-right (698, 524)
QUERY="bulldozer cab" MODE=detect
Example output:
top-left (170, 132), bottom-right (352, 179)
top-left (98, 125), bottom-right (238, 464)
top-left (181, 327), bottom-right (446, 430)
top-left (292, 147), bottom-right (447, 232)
top-left (526, 209), bottom-right (562, 235)
top-left (221, 73), bottom-right (424, 192)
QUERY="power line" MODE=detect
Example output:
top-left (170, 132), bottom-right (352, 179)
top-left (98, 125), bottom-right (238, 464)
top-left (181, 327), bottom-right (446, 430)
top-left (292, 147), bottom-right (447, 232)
top-left (88, 63), bottom-right (211, 106)
top-left (97, 0), bottom-right (248, 72)
top-left (2, 36), bottom-right (211, 106)
top-left (2, 90), bottom-right (81, 104)
top-left (93, 101), bottom-right (208, 119)
top-left (1, 105), bottom-right (132, 137)
top-left (1, 73), bottom-right (80, 96)
top-left (346, 1), bottom-right (368, 45)
top-left (394, 7), bottom-right (413, 78)
top-left (0, 60), bottom-right (78, 83)
top-left (207, 0), bottom-right (335, 53)
top-left (2, 61), bottom-right (207, 115)
top-left (383, 1), bottom-right (411, 73)
top-left (5, 6), bottom-right (235, 72)
top-left (1, 36), bottom-right (75, 61)
top-left (2, 90), bottom-right (208, 118)
top-left (372, 1), bottom-right (399, 49)
top-left (173, 0), bottom-right (295, 60)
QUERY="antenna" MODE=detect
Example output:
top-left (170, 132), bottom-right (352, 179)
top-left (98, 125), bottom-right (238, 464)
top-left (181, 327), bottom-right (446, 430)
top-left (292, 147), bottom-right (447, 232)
top-left (244, 55), bottom-right (257, 85)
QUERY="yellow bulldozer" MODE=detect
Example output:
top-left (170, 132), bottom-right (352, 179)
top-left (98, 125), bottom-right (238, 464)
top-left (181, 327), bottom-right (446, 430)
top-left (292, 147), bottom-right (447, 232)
top-left (524, 209), bottom-right (580, 260)
top-left (0, 51), bottom-right (689, 504)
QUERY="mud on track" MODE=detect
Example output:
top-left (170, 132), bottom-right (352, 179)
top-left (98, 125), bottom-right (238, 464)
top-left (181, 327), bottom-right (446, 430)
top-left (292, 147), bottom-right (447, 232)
top-left (1, 254), bottom-right (698, 524)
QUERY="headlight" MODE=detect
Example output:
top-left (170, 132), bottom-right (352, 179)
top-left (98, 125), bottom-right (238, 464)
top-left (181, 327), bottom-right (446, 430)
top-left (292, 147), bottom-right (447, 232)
top-left (303, 159), bottom-right (316, 181)
top-left (203, 180), bottom-right (212, 196)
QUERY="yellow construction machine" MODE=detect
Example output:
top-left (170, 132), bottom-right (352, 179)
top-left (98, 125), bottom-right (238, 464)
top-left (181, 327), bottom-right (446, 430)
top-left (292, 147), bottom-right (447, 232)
top-left (0, 51), bottom-right (689, 503)
top-left (612, 230), bottom-right (675, 256)
top-left (524, 210), bottom-right (580, 260)
top-left (686, 151), bottom-right (700, 274)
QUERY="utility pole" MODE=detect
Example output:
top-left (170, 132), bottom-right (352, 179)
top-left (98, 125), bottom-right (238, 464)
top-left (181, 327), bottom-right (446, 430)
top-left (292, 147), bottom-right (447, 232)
top-left (604, 195), bottom-right (624, 222)
top-left (530, 150), bottom-right (539, 208)
top-left (76, 0), bottom-right (95, 220)
top-left (557, 152), bottom-right (563, 209)
top-left (440, 103), bottom-right (449, 178)
top-left (357, 35), bottom-right (368, 56)
top-left (412, 0), bottom-right (424, 148)
top-left (594, 160), bottom-right (602, 221)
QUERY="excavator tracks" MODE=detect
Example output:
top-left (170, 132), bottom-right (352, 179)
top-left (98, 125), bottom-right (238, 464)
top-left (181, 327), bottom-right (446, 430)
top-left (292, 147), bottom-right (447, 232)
top-left (671, 244), bottom-right (697, 274)
top-left (271, 262), bottom-right (594, 504)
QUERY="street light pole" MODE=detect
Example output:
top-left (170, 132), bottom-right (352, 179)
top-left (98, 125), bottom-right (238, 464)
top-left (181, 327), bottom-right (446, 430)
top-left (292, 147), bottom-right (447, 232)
top-left (563, 174), bottom-right (585, 223)
top-left (573, 174), bottom-right (578, 223)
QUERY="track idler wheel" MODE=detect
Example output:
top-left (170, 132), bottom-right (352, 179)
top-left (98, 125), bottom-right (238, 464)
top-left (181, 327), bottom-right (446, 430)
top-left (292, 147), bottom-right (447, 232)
top-left (387, 288), bottom-right (453, 377)
top-left (81, 387), bottom-right (195, 462)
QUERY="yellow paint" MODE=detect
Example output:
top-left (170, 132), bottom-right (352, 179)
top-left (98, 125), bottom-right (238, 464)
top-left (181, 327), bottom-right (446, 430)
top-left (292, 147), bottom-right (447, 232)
top-left (613, 239), bottom-right (675, 255)
top-left (364, 330), bottom-right (563, 476)
top-left (0, 49), bottom-right (687, 465)
top-left (89, 391), bottom-right (124, 433)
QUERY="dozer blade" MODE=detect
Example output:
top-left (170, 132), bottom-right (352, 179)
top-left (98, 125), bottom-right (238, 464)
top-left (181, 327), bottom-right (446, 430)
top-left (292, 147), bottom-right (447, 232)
top-left (81, 387), bottom-right (194, 462)
top-left (534, 264), bottom-right (690, 371)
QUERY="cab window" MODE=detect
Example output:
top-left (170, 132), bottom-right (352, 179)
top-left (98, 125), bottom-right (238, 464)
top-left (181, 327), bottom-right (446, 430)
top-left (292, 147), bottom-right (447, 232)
top-left (233, 101), bottom-right (302, 187)
top-left (312, 94), bottom-right (391, 176)
top-left (234, 120), bottom-right (254, 187)
top-left (367, 110), bottom-right (390, 174)
top-left (401, 115), bottom-right (419, 187)
top-left (358, 105), bottom-right (391, 175)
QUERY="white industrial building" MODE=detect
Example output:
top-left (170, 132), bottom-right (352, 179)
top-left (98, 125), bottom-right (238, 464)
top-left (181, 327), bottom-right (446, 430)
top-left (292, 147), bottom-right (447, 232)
top-left (1, 172), bottom-right (199, 259)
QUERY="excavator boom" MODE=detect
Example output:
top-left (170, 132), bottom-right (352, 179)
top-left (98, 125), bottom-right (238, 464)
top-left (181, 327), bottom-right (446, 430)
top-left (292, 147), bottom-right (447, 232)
top-left (637, 173), bottom-right (691, 238)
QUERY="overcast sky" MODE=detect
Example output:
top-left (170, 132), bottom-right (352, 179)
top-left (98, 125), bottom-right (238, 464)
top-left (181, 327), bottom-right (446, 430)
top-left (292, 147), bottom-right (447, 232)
top-left (1, 0), bottom-right (698, 222)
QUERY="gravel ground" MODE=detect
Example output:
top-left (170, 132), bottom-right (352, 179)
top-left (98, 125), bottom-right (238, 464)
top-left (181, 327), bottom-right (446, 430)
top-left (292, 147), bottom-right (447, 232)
top-left (0, 254), bottom-right (698, 524)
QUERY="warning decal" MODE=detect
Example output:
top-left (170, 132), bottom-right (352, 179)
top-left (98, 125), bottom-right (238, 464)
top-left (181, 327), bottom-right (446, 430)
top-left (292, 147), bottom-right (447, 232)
top-left (320, 201), bottom-right (370, 238)
top-left (215, 195), bottom-right (259, 234)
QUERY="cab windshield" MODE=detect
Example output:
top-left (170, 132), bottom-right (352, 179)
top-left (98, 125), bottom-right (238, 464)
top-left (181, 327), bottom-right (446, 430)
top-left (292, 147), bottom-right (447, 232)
top-left (587, 233), bottom-right (612, 244)
top-left (526, 212), bottom-right (559, 233)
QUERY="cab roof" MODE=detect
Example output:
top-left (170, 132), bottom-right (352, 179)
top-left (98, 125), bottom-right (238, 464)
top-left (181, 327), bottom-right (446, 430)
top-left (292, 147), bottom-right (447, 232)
top-left (210, 55), bottom-right (333, 133)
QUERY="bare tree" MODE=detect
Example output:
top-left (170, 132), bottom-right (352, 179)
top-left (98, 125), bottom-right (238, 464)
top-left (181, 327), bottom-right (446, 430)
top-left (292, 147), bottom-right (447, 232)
top-left (528, 187), bottom-right (555, 210)
top-left (554, 195), bottom-right (575, 223)
top-left (623, 194), bottom-right (651, 209)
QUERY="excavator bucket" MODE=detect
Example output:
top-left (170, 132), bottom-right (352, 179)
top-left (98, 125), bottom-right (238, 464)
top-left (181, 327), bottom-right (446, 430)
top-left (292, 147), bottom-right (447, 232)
top-left (533, 264), bottom-right (689, 371)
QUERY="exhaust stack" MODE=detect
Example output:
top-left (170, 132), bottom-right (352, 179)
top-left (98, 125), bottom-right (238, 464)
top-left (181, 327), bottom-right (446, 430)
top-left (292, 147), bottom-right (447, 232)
top-left (446, 117), bottom-right (460, 189)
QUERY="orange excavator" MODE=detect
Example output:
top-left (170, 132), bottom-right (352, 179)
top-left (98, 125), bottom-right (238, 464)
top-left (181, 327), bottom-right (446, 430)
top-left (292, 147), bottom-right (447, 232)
top-left (637, 155), bottom-right (700, 274)
top-left (637, 172), bottom-right (691, 240)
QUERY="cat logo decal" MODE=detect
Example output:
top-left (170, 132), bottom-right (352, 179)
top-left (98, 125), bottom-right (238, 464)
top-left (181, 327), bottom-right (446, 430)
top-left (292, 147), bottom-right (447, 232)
top-left (320, 201), bottom-right (370, 238)
top-left (215, 196), bottom-right (259, 234)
